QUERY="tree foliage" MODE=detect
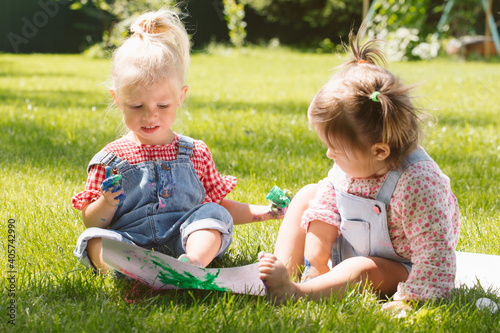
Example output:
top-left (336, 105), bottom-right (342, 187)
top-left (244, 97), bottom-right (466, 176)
top-left (241, 0), bottom-right (364, 49)
top-left (241, 0), bottom-right (498, 59)
top-left (67, 0), bottom-right (498, 57)
top-left (223, 0), bottom-right (247, 47)
top-left (365, 0), bottom-right (442, 60)
top-left (365, 0), bottom-right (498, 60)
top-left (70, 0), bottom-right (177, 56)
top-left (242, 0), bottom-right (350, 28)
top-left (243, 0), bottom-right (495, 37)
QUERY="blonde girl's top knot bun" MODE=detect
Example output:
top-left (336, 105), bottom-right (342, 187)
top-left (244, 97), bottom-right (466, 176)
top-left (129, 9), bottom-right (190, 71)
top-left (111, 9), bottom-right (191, 99)
top-left (133, 15), bottom-right (158, 35)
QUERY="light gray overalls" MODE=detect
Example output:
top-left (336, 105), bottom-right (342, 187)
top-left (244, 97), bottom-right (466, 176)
top-left (329, 148), bottom-right (432, 272)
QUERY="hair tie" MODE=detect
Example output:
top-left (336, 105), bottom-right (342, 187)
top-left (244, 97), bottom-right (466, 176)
top-left (358, 59), bottom-right (366, 64)
top-left (371, 91), bottom-right (381, 102)
top-left (143, 18), bottom-right (157, 34)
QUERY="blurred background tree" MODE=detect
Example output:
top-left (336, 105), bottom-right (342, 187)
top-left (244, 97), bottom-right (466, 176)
top-left (223, 0), bottom-right (247, 48)
top-left (70, 0), bottom-right (171, 57)
top-left (1, 0), bottom-right (498, 59)
top-left (243, 0), bottom-right (499, 59)
top-left (363, 0), bottom-right (499, 60)
top-left (242, 0), bottom-right (362, 48)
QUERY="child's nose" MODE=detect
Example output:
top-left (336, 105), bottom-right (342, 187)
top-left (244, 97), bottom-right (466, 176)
top-left (143, 107), bottom-right (157, 119)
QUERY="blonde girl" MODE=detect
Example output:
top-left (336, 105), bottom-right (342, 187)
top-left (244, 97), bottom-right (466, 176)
top-left (73, 9), bottom-right (281, 272)
top-left (258, 30), bottom-right (460, 310)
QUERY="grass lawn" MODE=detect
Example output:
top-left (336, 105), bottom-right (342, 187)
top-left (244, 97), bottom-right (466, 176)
top-left (1, 47), bottom-right (499, 332)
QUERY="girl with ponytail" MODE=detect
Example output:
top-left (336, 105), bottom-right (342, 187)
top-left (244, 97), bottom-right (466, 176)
top-left (259, 29), bottom-right (460, 310)
top-left (72, 9), bottom-right (282, 273)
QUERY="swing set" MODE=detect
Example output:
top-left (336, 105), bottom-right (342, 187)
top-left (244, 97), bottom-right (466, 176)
top-left (362, 0), bottom-right (500, 58)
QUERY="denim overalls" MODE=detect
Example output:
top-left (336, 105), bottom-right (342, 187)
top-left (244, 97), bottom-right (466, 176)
top-left (329, 148), bottom-right (432, 272)
top-left (74, 135), bottom-right (233, 269)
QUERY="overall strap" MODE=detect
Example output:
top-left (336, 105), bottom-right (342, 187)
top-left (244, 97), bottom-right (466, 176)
top-left (87, 151), bottom-right (123, 173)
top-left (375, 148), bottom-right (432, 205)
top-left (177, 135), bottom-right (194, 159)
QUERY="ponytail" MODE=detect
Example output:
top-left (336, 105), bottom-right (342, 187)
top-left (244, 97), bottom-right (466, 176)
top-left (309, 28), bottom-right (421, 169)
top-left (372, 85), bottom-right (420, 166)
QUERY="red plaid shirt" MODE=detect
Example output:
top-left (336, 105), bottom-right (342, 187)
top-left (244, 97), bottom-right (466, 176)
top-left (72, 134), bottom-right (237, 210)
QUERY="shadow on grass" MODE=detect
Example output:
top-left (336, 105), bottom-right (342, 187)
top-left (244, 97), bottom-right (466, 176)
top-left (0, 96), bottom-right (314, 177)
top-left (0, 117), bottom-right (112, 174)
top-left (113, 279), bottom-right (264, 308)
top-left (0, 88), bottom-right (109, 109)
top-left (19, 267), bottom-right (264, 311)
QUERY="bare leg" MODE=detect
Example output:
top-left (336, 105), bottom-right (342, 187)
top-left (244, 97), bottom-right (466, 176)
top-left (302, 220), bottom-right (338, 282)
top-left (87, 238), bottom-right (109, 274)
top-left (273, 184), bottom-right (318, 279)
top-left (184, 229), bottom-right (222, 268)
top-left (259, 253), bottom-right (408, 302)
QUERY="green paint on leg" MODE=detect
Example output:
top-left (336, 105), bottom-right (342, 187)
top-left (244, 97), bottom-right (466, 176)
top-left (149, 254), bottom-right (229, 292)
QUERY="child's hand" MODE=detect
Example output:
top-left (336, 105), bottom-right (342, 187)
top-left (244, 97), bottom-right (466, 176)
top-left (268, 203), bottom-right (287, 219)
top-left (100, 166), bottom-right (126, 207)
top-left (266, 186), bottom-right (293, 219)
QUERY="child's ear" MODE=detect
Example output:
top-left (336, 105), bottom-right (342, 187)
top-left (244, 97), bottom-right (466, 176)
top-left (178, 85), bottom-right (188, 106)
top-left (110, 89), bottom-right (121, 109)
top-left (372, 143), bottom-right (391, 161)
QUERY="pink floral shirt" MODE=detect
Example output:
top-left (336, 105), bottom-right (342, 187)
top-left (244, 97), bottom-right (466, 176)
top-left (302, 159), bottom-right (460, 301)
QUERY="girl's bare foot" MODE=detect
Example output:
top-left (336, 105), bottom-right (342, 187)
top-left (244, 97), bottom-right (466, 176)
top-left (258, 252), bottom-right (300, 303)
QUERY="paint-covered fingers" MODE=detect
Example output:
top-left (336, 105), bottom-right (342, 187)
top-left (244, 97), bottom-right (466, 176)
top-left (105, 165), bottom-right (113, 178)
top-left (256, 204), bottom-right (287, 222)
top-left (102, 166), bottom-right (122, 191)
top-left (268, 204), bottom-right (287, 220)
top-left (101, 166), bottom-right (126, 207)
top-left (266, 186), bottom-right (293, 219)
top-left (101, 184), bottom-right (126, 207)
top-left (114, 192), bottom-right (126, 206)
top-left (252, 205), bottom-right (284, 222)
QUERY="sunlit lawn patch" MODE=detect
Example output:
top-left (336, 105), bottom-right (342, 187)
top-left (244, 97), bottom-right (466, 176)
top-left (1, 48), bottom-right (499, 332)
